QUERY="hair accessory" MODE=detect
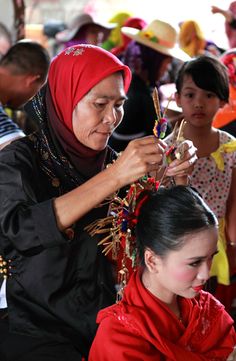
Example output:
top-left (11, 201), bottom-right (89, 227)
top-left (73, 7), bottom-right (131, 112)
top-left (165, 118), bottom-right (186, 164)
top-left (152, 87), bottom-right (168, 139)
top-left (85, 178), bottom-right (157, 300)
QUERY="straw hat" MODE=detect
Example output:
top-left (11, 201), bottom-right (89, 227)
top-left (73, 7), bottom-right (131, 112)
top-left (121, 19), bottom-right (190, 61)
top-left (56, 13), bottom-right (116, 43)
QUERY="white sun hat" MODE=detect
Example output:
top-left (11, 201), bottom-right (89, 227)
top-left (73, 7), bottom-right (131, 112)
top-left (121, 19), bottom-right (190, 62)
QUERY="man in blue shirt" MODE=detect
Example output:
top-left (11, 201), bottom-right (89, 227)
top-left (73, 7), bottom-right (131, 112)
top-left (0, 41), bottom-right (50, 149)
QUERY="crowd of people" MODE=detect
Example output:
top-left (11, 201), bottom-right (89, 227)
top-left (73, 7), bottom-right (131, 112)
top-left (0, 2), bottom-right (236, 361)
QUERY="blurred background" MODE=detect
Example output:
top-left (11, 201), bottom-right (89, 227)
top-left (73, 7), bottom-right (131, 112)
top-left (0, 0), bottom-right (233, 49)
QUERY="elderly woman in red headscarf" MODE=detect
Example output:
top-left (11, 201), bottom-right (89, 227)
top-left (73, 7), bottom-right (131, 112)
top-left (0, 44), bottom-right (197, 361)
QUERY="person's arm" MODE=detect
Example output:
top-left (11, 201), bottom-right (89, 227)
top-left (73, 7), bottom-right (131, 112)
top-left (0, 143), bottom-right (67, 253)
top-left (0, 135), bottom-right (24, 150)
top-left (53, 136), bottom-right (165, 230)
top-left (225, 167), bottom-right (236, 245)
top-left (230, 18), bottom-right (236, 29)
top-left (0, 136), bottom-right (197, 253)
top-left (53, 136), bottom-right (197, 230)
top-left (211, 6), bottom-right (235, 23)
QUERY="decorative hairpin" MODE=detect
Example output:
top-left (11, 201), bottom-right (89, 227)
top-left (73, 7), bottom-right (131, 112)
top-left (85, 177), bottom-right (158, 301)
top-left (152, 87), bottom-right (169, 139)
top-left (151, 86), bottom-right (187, 185)
top-left (165, 118), bottom-right (186, 164)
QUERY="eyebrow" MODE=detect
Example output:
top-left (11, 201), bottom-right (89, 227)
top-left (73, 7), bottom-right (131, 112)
top-left (95, 95), bottom-right (128, 101)
top-left (182, 86), bottom-right (195, 91)
top-left (186, 250), bottom-right (219, 261)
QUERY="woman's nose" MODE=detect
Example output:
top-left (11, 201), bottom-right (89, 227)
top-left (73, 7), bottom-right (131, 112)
top-left (196, 262), bottom-right (210, 282)
top-left (103, 108), bottom-right (117, 125)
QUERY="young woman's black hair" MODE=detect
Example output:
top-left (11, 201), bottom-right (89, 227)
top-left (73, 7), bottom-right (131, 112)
top-left (136, 185), bottom-right (217, 265)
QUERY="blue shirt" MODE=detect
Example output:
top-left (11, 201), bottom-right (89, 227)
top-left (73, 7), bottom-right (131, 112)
top-left (0, 105), bottom-right (25, 146)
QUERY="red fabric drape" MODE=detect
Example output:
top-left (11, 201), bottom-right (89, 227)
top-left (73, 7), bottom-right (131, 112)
top-left (89, 270), bottom-right (236, 360)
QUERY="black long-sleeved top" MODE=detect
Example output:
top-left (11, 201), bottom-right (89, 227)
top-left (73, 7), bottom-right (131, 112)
top-left (0, 136), bottom-right (116, 357)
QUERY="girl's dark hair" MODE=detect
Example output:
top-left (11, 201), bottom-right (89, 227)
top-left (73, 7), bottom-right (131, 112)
top-left (136, 186), bottom-right (217, 265)
top-left (175, 55), bottom-right (229, 102)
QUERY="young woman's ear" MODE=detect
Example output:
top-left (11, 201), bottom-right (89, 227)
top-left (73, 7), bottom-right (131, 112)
top-left (144, 248), bottom-right (160, 273)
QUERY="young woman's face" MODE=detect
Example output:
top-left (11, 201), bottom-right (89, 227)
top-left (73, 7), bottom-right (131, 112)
top-left (72, 72), bottom-right (127, 151)
top-left (146, 227), bottom-right (218, 303)
top-left (175, 75), bottom-right (225, 128)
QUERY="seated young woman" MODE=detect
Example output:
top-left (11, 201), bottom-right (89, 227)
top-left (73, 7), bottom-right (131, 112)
top-left (89, 185), bottom-right (236, 361)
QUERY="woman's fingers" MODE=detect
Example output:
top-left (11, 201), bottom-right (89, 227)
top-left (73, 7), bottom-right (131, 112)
top-left (166, 140), bottom-right (198, 177)
top-left (167, 155), bottom-right (197, 176)
top-left (111, 137), bottom-right (198, 187)
top-left (174, 140), bottom-right (197, 160)
top-left (111, 136), bottom-right (166, 186)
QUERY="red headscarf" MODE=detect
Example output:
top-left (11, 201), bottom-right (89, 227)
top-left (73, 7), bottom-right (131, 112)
top-left (46, 44), bottom-right (131, 177)
top-left (49, 44), bottom-right (131, 131)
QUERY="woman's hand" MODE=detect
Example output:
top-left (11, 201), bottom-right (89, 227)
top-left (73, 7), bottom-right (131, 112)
top-left (166, 140), bottom-right (197, 185)
top-left (53, 135), bottom-right (165, 230)
top-left (110, 136), bottom-right (166, 188)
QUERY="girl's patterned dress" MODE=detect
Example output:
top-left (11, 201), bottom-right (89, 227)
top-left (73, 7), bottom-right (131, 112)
top-left (165, 130), bottom-right (236, 285)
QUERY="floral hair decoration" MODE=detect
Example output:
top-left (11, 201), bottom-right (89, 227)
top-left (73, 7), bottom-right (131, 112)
top-left (152, 87), bottom-right (168, 139)
top-left (85, 177), bottom-right (159, 300)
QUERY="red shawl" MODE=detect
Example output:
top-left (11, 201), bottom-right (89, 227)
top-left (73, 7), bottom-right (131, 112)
top-left (89, 270), bottom-right (236, 360)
